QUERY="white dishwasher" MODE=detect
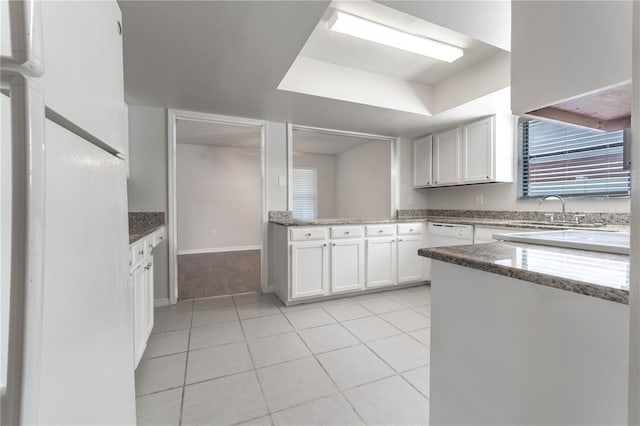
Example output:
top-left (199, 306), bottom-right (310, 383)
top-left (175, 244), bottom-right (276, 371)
top-left (423, 223), bottom-right (474, 282)
top-left (428, 223), bottom-right (474, 247)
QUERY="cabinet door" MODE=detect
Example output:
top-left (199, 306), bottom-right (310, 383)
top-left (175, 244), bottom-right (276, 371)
top-left (433, 127), bottom-right (460, 185)
top-left (413, 136), bottom-right (433, 187)
top-left (397, 235), bottom-right (425, 283)
top-left (291, 241), bottom-right (328, 299)
top-left (330, 240), bottom-right (365, 293)
top-left (366, 238), bottom-right (397, 288)
top-left (132, 264), bottom-right (146, 368)
top-left (144, 258), bottom-right (154, 338)
top-left (462, 117), bottom-right (494, 183)
top-left (41, 1), bottom-right (127, 153)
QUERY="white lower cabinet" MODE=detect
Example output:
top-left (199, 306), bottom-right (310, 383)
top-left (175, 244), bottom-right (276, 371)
top-left (129, 226), bottom-right (164, 368)
top-left (291, 241), bottom-right (329, 299)
top-left (331, 239), bottom-right (365, 293)
top-left (272, 224), bottom-right (427, 305)
top-left (397, 235), bottom-right (425, 283)
top-left (365, 237), bottom-right (397, 288)
top-left (131, 263), bottom-right (146, 365)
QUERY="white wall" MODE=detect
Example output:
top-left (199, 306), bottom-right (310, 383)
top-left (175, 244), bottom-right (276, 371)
top-left (424, 182), bottom-right (631, 213)
top-left (126, 106), bottom-right (170, 300)
top-left (127, 107), bottom-right (289, 298)
top-left (511, 1), bottom-right (632, 114)
top-left (292, 153), bottom-right (337, 218)
top-left (266, 121), bottom-right (288, 212)
top-left (335, 140), bottom-right (392, 218)
top-left (176, 144), bottom-right (261, 251)
top-left (397, 137), bottom-right (429, 210)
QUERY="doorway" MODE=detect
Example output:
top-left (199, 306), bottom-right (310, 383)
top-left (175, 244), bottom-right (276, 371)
top-left (168, 110), bottom-right (266, 302)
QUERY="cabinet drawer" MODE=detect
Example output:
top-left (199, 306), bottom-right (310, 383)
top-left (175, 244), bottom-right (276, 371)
top-left (330, 226), bottom-right (364, 239)
top-left (152, 227), bottom-right (166, 247)
top-left (290, 227), bottom-right (328, 242)
top-left (130, 239), bottom-right (147, 267)
top-left (365, 225), bottom-right (395, 237)
top-left (397, 223), bottom-right (423, 235)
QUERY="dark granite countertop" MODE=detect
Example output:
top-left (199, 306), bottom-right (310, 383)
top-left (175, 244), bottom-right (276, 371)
top-left (129, 212), bottom-right (166, 244)
top-left (269, 216), bottom-right (629, 233)
top-left (419, 242), bottom-right (630, 304)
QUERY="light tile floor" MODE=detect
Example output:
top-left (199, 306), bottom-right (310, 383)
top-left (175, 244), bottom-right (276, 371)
top-left (136, 285), bottom-right (431, 426)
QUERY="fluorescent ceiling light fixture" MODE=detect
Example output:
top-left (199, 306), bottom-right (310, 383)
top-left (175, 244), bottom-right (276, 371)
top-left (329, 11), bottom-right (464, 63)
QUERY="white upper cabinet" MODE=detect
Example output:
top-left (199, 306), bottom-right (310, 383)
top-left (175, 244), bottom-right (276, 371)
top-left (41, 1), bottom-right (127, 153)
top-left (432, 127), bottom-right (460, 186)
top-left (417, 115), bottom-right (515, 188)
top-left (412, 136), bottom-right (432, 187)
top-left (511, 1), bottom-right (632, 116)
top-left (461, 115), bottom-right (514, 184)
top-left (461, 117), bottom-right (494, 183)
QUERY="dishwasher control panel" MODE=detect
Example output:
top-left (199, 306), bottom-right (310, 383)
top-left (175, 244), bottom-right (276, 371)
top-left (428, 223), bottom-right (474, 246)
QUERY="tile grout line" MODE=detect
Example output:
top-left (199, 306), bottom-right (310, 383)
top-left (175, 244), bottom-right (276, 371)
top-left (177, 300), bottom-right (195, 426)
top-left (288, 318), bottom-right (369, 426)
top-left (233, 294), bottom-right (274, 425)
top-left (139, 287), bottom-right (432, 425)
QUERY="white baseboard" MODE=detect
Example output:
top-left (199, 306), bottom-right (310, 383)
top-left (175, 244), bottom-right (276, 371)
top-left (154, 298), bottom-right (170, 307)
top-left (178, 245), bottom-right (262, 255)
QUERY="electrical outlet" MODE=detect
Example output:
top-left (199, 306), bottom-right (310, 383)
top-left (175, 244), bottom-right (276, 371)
top-left (408, 195), bottom-right (415, 205)
top-left (475, 194), bottom-right (484, 205)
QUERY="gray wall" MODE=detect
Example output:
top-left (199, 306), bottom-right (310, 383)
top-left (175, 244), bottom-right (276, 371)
top-left (176, 144), bottom-right (262, 251)
top-left (127, 106), bottom-right (289, 301)
top-left (292, 153), bottom-right (337, 219)
top-left (127, 106), bottom-right (170, 300)
top-left (336, 140), bottom-right (392, 218)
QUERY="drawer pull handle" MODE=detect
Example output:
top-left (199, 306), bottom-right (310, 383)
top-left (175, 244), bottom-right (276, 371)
top-left (138, 250), bottom-right (144, 256)
top-left (378, 230), bottom-right (383, 233)
top-left (409, 228), bottom-right (414, 232)
top-left (332, 243), bottom-right (336, 246)
top-left (306, 233), bottom-right (312, 237)
top-left (399, 238), bottom-right (403, 241)
top-left (144, 263), bottom-right (152, 270)
top-left (344, 231), bottom-right (350, 235)
top-left (323, 243), bottom-right (327, 247)
top-left (159, 236), bottom-right (163, 241)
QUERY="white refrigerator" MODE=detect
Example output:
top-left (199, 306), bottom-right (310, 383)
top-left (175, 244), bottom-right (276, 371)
top-left (1, 1), bottom-right (136, 424)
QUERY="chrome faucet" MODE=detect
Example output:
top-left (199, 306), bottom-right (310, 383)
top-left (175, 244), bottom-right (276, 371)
top-left (539, 195), bottom-right (567, 222)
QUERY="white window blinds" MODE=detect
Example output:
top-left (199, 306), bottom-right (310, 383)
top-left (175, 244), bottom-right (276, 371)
top-left (520, 120), bottom-right (630, 198)
top-left (292, 168), bottom-right (318, 220)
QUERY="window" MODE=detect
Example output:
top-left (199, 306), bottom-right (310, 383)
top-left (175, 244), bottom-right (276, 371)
top-left (520, 119), bottom-right (630, 198)
top-left (292, 168), bottom-right (318, 219)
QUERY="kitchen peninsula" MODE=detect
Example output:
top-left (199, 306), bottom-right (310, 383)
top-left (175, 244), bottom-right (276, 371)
top-left (419, 240), bottom-right (630, 425)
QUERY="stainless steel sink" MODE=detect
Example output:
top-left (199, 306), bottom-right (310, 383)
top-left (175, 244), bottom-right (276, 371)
top-left (514, 220), bottom-right (607, 228)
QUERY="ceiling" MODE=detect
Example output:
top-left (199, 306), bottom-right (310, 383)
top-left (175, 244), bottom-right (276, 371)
top-left (176, 119), bottom-right (261, 148)
top-left (119, 1), bottom-right (512, 139)
top-left (295, 1), bottom-right (502, 87)
top-left (292, 128), bottom-right (387, 155)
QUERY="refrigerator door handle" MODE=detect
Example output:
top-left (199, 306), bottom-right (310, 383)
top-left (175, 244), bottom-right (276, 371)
top-left (2, 74), bottom-right (46, 426)
top-left (1, 0), bottom-right (44, 77)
